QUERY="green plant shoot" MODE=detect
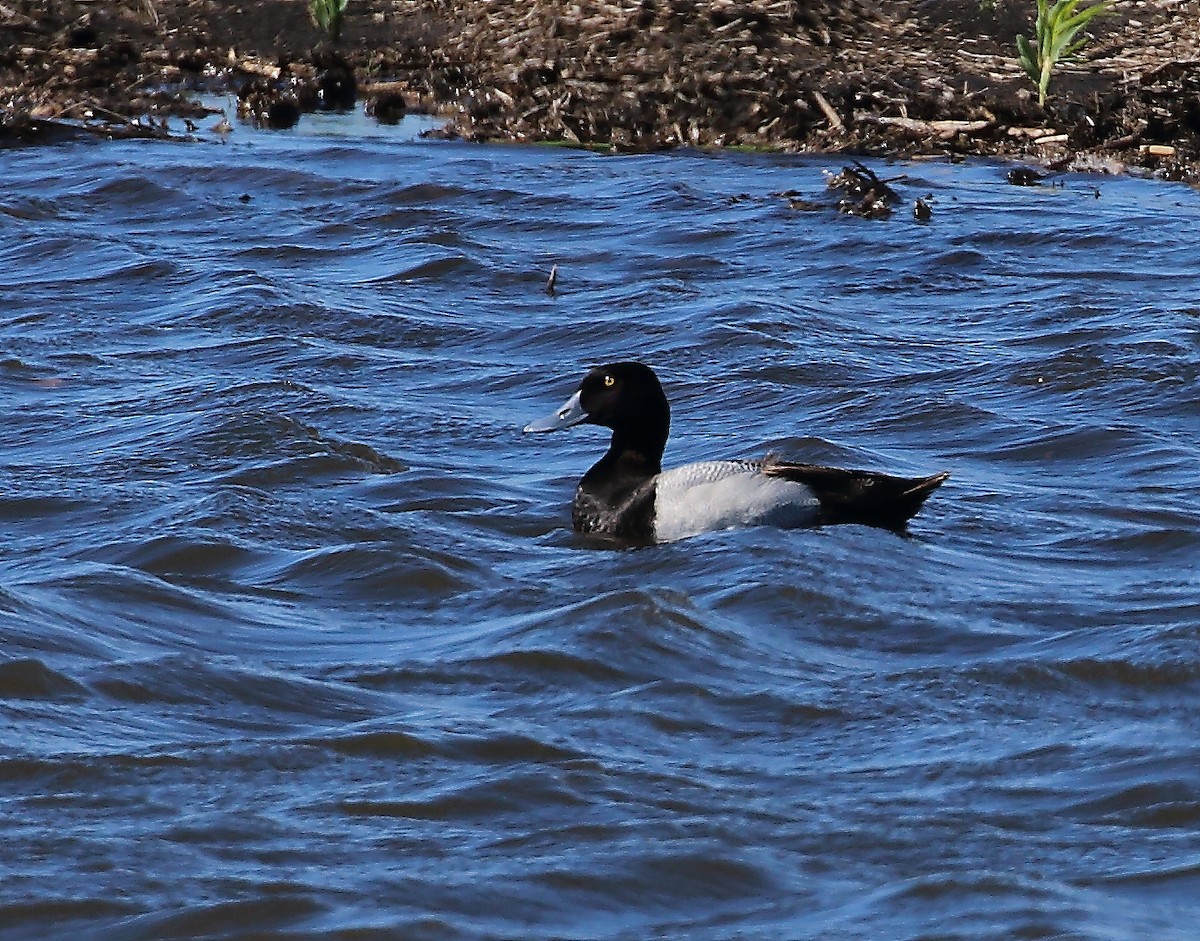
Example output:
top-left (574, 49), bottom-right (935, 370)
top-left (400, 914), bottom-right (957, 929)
top-left (309, 0), bottom-right (350, 44)
top-left (1016, 0), bottom-right (1111, 106)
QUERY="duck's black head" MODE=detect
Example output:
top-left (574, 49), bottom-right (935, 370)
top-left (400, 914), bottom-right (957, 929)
top-left (524, 361), bottom-right (671, 464)
top-left (577, 362), bottom-right (669, 435)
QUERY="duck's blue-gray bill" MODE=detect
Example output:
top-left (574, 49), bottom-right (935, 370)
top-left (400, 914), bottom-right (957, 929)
top-left (523, 390), bottom-right (587, 433)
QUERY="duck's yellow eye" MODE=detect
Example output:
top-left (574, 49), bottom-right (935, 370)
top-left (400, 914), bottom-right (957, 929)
top-left (604, 375), bottom-right (615, 387)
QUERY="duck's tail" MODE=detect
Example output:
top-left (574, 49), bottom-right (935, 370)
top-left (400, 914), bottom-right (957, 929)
top-left (763, 461), bottom-right (950, 531)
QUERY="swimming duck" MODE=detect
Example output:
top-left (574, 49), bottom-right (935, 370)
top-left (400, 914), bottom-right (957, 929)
top-left (524, 361), bottom-right (948, 542)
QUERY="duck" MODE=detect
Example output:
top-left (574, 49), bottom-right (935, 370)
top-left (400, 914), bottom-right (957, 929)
top-left (524, 361), bottom-right (949, 543)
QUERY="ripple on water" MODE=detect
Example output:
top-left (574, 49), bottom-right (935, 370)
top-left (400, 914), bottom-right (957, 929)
top-left (0, 658), bottom-right (88, 701)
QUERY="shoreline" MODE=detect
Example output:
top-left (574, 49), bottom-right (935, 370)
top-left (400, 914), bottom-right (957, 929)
top-left (2, 0), bottom-right (1198, 184)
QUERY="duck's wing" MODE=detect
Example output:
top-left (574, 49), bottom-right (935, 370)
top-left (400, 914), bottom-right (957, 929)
top-left (761, 460), bottom-right (949, 530)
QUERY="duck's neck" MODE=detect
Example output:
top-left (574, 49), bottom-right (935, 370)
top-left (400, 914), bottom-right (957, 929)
top-left (582, 424), bottom-right (666, 492)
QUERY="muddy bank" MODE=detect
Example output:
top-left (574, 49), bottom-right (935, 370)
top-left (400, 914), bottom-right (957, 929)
top-left (1, 0), bottom-right (1198, 181)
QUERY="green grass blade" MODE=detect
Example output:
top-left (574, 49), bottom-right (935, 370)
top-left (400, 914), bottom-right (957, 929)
top-left (1065, 2), bottom-right (1111, 30)
top-left (1015, 34), bottom-right (1040, 83)
top-left (1056, 3), bottom-right (1110, 60)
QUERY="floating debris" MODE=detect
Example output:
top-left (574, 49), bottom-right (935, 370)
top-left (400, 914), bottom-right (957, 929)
top-left (1006, 167), bottom-right (1046, 186)
top-left (913, 198), bottom-right (933, 222)
top-left (366, 91), bottom-right (408, 125)
top-left (238, 78), bottom-right (301, 129)
top-left (825, 162), bottom-right (901, 219)
top-left (545, 265), bottom-right (558, 296)
top-left (231, 50), bottom-right (358, 129)
top-left (313, 51), bottom-right (357, 111)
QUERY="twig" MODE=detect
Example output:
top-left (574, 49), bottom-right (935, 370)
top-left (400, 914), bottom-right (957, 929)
top-left (811, 90), bottom-right (842, 131)
top-left (59, 100), bottom-right (137, 125)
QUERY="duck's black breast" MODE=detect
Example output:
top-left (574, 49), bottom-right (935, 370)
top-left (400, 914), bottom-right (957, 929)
top-left (572, 477), bottom-right (657, 542)
top-left (569, 441), bottom-right (661, 542)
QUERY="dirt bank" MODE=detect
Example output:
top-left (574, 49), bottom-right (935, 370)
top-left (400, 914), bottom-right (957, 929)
top-left (2, 0), bottom-right (1198, 181)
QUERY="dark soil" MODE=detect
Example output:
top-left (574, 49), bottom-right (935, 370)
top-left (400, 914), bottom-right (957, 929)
top-left (1, 0), bottom-right (1198, 182)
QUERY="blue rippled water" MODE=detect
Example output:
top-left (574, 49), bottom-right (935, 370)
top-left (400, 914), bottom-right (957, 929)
top-left (2, 116), bottom-right (1200, 940)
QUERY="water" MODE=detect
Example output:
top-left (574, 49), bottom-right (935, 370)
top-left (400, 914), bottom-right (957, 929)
top-left (2, 115), bottom-right (1200, 940)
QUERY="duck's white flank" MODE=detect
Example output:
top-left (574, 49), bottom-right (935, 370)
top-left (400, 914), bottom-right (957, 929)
top-left (650, 460), bottom-right (820, 542)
